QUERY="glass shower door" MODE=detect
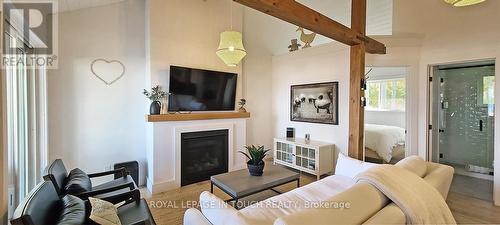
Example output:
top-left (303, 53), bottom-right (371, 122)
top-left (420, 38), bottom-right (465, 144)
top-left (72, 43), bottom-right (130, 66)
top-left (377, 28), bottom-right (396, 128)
top-left (436, 65), bottom-right (495, 174)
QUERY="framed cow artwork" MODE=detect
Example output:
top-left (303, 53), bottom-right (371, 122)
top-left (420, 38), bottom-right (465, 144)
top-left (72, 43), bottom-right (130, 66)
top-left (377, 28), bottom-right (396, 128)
top-left (290, 82), bottom-right (339, 125)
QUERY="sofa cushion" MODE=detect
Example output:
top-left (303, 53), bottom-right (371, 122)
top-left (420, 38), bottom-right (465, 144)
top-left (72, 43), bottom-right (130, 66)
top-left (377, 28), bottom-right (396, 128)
top-left (238, 175), bottom-right (355, 224)
top-left (199, 191), bottom-right (248, 225)
top-left (395, 155), bottom-right (427, 178)
top-left (335, 153), bottom-right (377, 179)
top-left (273, 183), bottom-right (390, 225)
top-left (57, 195), bottom-right (86, 225)
top-left (65, 168), bottom-right (92, 195)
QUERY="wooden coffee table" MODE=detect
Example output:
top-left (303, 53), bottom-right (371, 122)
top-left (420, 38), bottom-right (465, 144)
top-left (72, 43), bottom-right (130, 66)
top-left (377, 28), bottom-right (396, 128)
top-left (210, 164), bottom-right (300, 209)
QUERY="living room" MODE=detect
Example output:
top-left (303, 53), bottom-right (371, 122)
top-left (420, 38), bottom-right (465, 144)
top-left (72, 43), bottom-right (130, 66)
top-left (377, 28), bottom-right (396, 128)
top-left (1, 0), bottom-right (500, 224)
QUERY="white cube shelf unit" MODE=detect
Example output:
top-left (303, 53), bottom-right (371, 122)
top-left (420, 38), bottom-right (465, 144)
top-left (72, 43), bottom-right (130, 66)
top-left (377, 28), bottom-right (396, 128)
top-left (273, 137), bottom-right (335, 180)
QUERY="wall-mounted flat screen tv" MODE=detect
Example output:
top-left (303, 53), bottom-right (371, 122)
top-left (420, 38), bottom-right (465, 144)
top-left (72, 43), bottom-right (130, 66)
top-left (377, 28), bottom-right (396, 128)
top-left (168, 66), bottom-right (237, 111)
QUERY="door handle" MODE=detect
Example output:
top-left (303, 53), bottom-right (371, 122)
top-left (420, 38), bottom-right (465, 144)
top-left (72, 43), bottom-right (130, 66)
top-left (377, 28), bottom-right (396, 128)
top-left (479, 120), bottom-right (483, 131)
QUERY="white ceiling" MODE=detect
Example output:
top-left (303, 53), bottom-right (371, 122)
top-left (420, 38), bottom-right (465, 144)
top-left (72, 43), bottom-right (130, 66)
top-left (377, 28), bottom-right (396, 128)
top-left (297, 0), bottom-right (393, 36)
top-left (246, 0), bottom-right (393, 55)
top-left (56, 0), bottom-right (125, 13)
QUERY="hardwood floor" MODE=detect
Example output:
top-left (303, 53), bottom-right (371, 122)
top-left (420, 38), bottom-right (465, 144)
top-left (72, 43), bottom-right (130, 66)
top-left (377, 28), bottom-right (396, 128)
top-left (142, 173), bottom-right (500, 225)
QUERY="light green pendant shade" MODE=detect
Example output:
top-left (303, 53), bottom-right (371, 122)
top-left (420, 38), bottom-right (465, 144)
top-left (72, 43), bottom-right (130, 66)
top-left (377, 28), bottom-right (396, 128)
top-left (444, 0), bottom-right (486, 6)
top-left (216, 31), bottom-right (247, 67)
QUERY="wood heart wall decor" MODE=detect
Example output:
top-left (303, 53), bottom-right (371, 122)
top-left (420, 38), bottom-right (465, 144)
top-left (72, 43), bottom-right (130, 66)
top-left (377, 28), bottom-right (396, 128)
top-left (90, 59), bottom-right (126, 85)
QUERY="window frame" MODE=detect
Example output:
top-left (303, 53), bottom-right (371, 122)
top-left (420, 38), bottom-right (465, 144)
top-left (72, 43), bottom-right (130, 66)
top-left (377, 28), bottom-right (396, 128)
top-left (365, 77), bottom-right (407, 112)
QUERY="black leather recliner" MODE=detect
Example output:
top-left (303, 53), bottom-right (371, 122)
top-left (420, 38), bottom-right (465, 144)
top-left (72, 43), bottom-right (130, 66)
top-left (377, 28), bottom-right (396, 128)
top-left (43, 159), bottom-right (137, 201)
top-left (10, 181), bottom-right (156, 225)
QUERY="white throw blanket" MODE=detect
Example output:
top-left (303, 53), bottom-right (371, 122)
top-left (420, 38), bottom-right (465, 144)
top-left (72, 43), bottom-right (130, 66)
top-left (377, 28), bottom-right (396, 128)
top-left (365, 124), bottom-right (405, 162)
top-left (355, 165), bottom-right (456, 225)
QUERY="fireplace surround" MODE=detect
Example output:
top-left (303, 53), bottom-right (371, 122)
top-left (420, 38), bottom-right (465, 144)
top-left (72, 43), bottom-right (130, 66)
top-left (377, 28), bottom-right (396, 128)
top-left (181, 129), bottom-right (229, 186)
top-left (146, 119), bottom-right (247, 194)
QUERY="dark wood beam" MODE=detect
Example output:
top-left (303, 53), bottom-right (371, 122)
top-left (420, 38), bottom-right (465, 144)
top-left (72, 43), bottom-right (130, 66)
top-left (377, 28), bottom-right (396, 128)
top-left (348, 0), bottom-right (366, 160)
top-left (233, 0), bottom-right (386, 54)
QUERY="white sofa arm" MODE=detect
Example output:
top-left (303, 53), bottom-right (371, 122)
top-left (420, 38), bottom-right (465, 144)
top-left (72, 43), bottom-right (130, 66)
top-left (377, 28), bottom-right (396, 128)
top-left (184, 208), bottom-right (213, 225)
top-left (198, 191), bottom-right (247, 225)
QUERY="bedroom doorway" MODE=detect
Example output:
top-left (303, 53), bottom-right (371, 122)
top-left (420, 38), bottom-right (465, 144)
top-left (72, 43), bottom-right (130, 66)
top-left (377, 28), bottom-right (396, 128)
top-left (429, 60), bottom-right (495, 200)
top-left (364, 67), bottom-right (408, 164)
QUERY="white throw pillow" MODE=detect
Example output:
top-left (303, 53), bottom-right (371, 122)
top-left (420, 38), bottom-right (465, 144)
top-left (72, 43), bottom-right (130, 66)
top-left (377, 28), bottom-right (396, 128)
top-left (335, 153), bottom-right (376, 179)
top-left (89, 197), bottom-right (122, 225)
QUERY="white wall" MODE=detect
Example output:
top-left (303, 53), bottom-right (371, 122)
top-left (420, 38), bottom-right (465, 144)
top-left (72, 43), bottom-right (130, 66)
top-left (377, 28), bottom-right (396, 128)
top-left (1, 32), bottom-right (6, 223)
top-left (246, 0), bottom-right (500, 205)
top-left (242, 8), bottom-right (274, 149)
top-left (365, 111), bottom-right (405, 128)
top-left (47, 0), bottom-right (147, 185)
top-left (145, 0), bottom-right (244, 189)
top-left (399, 0), bottom-right (500, 204)
top-left (272, 44), bottom-right (351, 154)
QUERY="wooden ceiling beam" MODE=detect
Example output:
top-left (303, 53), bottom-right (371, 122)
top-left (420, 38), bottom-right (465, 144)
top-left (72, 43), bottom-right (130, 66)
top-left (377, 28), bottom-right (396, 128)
top-left (233, 0), bottom-right (386, 54)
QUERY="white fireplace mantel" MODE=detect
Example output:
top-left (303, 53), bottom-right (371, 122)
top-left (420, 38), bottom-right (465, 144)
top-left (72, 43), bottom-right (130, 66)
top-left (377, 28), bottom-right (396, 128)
top-left (146, 118), bottom-right (247, 194)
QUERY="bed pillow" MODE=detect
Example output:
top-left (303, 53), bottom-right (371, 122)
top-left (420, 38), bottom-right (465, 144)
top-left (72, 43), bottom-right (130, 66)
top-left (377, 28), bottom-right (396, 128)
top-left (64, 168), bottom-right (92, 195)
top-left (396, 155), bottom-right (427, 177)
top-left (335, 153), bottom-right (377, 179)
top-left (57, 195), bottom-right (86, 225)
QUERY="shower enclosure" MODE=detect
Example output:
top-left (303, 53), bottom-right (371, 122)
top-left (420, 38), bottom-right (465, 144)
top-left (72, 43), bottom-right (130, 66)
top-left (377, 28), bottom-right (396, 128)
top-left (430, 61), bottom-right (495, 178)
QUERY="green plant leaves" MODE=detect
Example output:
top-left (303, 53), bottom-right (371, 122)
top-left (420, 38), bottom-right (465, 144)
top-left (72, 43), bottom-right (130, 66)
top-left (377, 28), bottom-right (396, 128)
top-left (239, 145), bottom-right (270, 165)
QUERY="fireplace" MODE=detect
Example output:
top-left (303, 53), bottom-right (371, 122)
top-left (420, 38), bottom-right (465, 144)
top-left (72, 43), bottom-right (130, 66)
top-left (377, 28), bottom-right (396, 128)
top-left (181, 129), bottom-right (229, 186)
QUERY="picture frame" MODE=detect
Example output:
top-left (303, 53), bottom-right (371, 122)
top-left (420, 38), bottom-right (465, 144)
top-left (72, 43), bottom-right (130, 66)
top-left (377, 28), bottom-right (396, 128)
top-left (290, 82), bottom-right (339, 125)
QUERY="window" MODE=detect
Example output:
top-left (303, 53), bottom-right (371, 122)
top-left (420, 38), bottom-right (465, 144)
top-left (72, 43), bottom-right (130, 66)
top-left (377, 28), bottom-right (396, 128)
top-left (5, 24), bottom-right (48, 218)
top-left (483, 76), bottom-right (495, 105)
top-left (366, 78), bottom-right (406, 111)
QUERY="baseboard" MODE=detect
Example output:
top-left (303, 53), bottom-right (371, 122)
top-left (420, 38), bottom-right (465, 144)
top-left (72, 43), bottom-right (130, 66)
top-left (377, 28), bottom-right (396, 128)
top-left (150, 179), bottom-right (179, 194)
top-left (146, 177), bottom-right (154, 194)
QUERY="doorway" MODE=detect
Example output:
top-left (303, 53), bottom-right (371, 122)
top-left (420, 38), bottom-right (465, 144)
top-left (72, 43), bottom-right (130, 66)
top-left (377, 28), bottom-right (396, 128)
top-left (429, 60), bottom-right (495, 200)
top-left (364, 67), bottom-right (408, 164)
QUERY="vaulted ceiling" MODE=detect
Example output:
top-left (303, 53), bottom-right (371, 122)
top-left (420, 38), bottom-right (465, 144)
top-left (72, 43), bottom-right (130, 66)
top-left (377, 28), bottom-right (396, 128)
top-left (57, 0), bottom-right (125, 12)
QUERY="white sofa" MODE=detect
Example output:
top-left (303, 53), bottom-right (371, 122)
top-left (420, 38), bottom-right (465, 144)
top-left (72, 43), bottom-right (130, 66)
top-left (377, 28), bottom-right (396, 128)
top-left (183, 155), bottom-right (454, 225)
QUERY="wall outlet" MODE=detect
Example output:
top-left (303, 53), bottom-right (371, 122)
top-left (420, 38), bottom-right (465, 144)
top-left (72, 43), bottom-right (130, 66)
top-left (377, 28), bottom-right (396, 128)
top-left (439, 153), bottom-right (443, 158)
top-left (8, 185), bottom-right (15, 219)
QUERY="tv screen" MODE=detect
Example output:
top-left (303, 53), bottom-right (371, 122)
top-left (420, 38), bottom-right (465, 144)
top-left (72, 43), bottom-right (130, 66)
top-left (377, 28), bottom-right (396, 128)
top-left (168, 66), bottom-right (238, 111)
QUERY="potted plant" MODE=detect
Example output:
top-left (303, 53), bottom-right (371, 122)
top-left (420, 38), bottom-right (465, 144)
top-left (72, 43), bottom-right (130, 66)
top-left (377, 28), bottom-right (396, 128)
top-left (143, 85), bottom-right (168, 115)
top-left (239, 145), bottom-right (269, 176)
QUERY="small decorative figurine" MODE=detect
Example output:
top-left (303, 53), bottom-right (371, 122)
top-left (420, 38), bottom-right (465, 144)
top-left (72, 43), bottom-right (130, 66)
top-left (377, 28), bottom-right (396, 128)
top-left (288, 39), bottom-right (301, 52)
top-left (238, 98), bottom-right (247, 112)
top-left (296, 27), bottom-right (316, 48)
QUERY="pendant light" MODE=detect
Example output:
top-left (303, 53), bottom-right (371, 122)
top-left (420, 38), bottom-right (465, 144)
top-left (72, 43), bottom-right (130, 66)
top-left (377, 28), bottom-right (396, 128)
top-left (444, 0), bottom-right (486, 7)
top-left (216, 0), bottom-right (246, 67)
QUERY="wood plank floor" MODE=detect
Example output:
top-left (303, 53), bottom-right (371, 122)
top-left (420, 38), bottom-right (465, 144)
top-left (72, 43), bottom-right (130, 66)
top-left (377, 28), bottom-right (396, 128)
top-left (142, 173), bottom-right (500, 225)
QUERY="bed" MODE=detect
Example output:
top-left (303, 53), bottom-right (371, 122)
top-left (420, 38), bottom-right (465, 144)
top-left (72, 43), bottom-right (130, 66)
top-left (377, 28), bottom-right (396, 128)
top-left (364, 124), bottom-right (406, 164)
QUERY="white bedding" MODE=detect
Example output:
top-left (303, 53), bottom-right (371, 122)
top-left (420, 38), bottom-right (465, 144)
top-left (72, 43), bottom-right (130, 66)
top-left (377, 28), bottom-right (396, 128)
top-left (365, 124), bottom-right (406, 162)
